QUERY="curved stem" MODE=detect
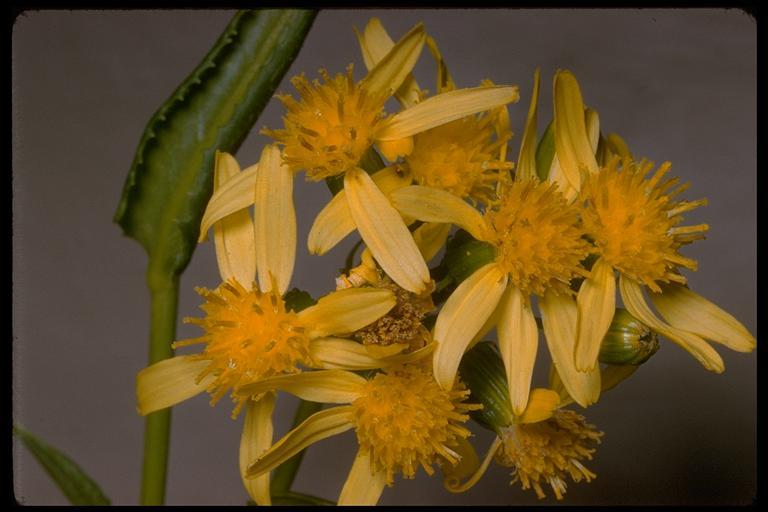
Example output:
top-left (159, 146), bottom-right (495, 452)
top-left (140, 278), bottom-right (179, 505)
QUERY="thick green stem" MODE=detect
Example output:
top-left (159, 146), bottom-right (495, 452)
top-left (270, 400), bottom-right (324, 494)
top-left (140, 276), bottom-right (179, 505)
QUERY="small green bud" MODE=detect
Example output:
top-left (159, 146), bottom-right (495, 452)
top-left (444, 240), bottom-right (496, 285)
top-left (598, 308), bottom-right (659, 365)
top-left (458, 341), bottom-right (513, 434)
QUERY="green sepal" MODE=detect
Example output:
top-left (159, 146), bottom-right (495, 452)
top-left (14, 425), bottom-right (111, 505)
top-left (459, 341), bottom-right (514, 434)
top-left (114, 10), bottom-right (317, 289)
top-left (535, 119), bottom-right (555, 181)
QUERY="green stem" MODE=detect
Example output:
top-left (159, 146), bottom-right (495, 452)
top-left (140, 276), bottom-right (179, 505)
top-left (270, 400), bottom-right (324, 494)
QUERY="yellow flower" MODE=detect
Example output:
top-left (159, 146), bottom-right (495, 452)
top-left (391, 176), bottom-right (600, 417)
top-left (239, 363), bottom-right (479, 505)
top-left (136, 147), bottom-right (401, 505)
top-left (572, 154), bottom-right (756, 374)
top-left (444, 388), bottom-right (602, 501)
top-left (541, 71), bottom-right (755, 374)
top-left (264, 20), bottom-right (519, 295)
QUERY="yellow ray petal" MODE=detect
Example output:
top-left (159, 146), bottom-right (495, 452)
top-left (413, 222), bottom-right (452, 263)
top-left (247, 406), bottom-right (356, 478)
top-left (553, 70), bottom-right (598, 193)
top-left (345, 167), bottom-right (430, 293)
top-left (338, 448), bottom-right (388, 506)
top-left (651, 283), bottom-right (755, 353)
top-left (236, 370), bottom-right (366, 404)
top-left (539, 291), bottom-right (601, 408)
top-left (308, 165), bottom-right (413, 255)
top-left (376, 86), bottom-right (520, 141)
top-left (213, 151), bottom-right (256, 286)
top-left (550, 361), bottom-right (635, 408)
top-left (575, 257), bottom-right (616, 372)
top-left (297, 287), bottom-right (396, 338)
top-left (361, 22), bottom-right (425, 101)
top-left (547, 153), bottom-right (579, 203)
top-left (445, 436), bottom-right (502, 493)
top-left (497, 286), bottom-right (539, 417)
top-left (239, 393), bottom-right (275, 505)
top-left (468, 297), bottom-right (504, 351)
top-left (433, 263), bottom-right (508, 390)
top-left (425, 34), bottom-right (456, 93)
top-left (585, 107), bottom-right (600, 154)
top-left (516, 68), bottom-right (541, 181)
top-left (440, 435), bottom-right (480, 486)
top-left (364, 343), bottom-right (408, 358)
top-left (356, 18), bottom-right (421, 108)
top-left (199, 161), bottom-right (258, 242)
top-left (390, 185), bottom-right (488, 241)
top-left (310, 338), bottom-right (433, 370)
top-left (136, 356), bottom-right (212, 416)
top-left (547, 363), bottom-right (572, 407)
top-left (518, 388), bottom-right (560, 424)
top-left (619, 275), bottom-right (724, 373)
top-left (253, 145), bottom-right (295, 295)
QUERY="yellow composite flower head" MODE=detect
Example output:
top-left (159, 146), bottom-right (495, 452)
top-left (135, 147), bottom-right (401, 505)
top-left (572, 155), bottom-right (756, 374)
top-left (443, 388), bottom-right (602, 501)
top-left (391, 174), bottom-right (601, 416)
top-left (386, 68), bottom-right (619, 418)
top-left (239, 362), bottom-right (480, 505)
top-left (260, 20), bottom-right (520, 295)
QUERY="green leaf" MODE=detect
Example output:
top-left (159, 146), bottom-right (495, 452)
top-left (14, 425), bottom-right (111, 505)
top-left (114, 10), bottom-right (317, 289)
top-left (535, 119), bottom-right (555, 181)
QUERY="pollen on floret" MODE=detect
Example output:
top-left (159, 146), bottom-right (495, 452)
top-left (351, 364), bottom-right (481, 485)
top-left (354, 278), bottom-right (434, 352)
top-left (174, 278), bottom-right (311, 417)
top-left (496, 409), bottom-right (603, 500)
top-left (405, 113), bottom-right (512, 204)
top-left (263, 64), bottom-right (388, 181)
top-left (484, 179), bottom-right (592, 297)
top-left (579, 156), bottom-right (708, 292)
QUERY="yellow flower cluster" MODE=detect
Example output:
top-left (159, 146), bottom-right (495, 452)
top-left (134, 17), bottom-right (755, 506)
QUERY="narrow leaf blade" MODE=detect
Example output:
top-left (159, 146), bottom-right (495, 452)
top-left (14, 425), bottom-right (111, 505)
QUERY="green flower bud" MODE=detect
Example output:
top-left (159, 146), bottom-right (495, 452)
top-left (598, 308), bottom-right (659, 365)
top-left (433, 230), bottom-right (496, 303)
top-left (458, 341), bottom-right (513, 434)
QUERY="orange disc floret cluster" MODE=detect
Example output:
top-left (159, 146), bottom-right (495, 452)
top-left (406, 113), bottom-right (512, 204)
top-left (175, 278), bottom-right (311, 416)
top-left (579, 156), bottom-right (708, 292)
top-left (263, 64), bottom-right (387, 180)
top-left (351, 364), bottom-right (480, 485)
top-left (484, 179), bottom-right (591, 297)
top-left (497, 410), bottom-right (603, 500)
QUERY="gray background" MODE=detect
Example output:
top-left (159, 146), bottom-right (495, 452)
top-left (12, 9), bottom-right (756, 505)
